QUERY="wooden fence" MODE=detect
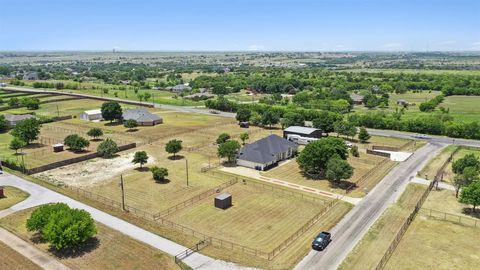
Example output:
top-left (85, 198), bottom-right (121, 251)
top-left (153, 178), bottom-right (238, 219)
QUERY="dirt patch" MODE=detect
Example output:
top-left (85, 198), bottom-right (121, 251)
top-left (35, 152), bottom-right (155, 187)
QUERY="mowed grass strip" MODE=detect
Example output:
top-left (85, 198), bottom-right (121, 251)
top-left (0, 186), bottom-right (29, 210)
top-left (166, 182), bottom-right (327, 251)
top-left (0, 241), bottom-right (41, 270)
top-left (441, 95), bottom-right (480, 123)
top-left (338, 183), bottom-right (428, 270)
top-left (384, 216), bottom-right (480, 270)
top-left (0, 208), bottom-right (181, 270)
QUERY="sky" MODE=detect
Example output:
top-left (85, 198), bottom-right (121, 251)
top-left (0, 0), bottom-right (479, 51)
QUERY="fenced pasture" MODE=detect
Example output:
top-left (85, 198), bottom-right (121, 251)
top-left (165, 181), bottom-right (331, 251)
top-left (262, 151), bottom-right (395, 197)
top-left (383, 211), bottom-right (480, 270)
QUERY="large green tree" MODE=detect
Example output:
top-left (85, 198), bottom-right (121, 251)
top-left (11, 118), bottom-right (41, 145)
top-left (165, 139), bottom-right (183, 158)
top-left (452, 154), bottom-right (480, 174)
top-left (101, 101), bottom-right (122, 122)
top-left (281, 112), bottom-right (305, 128)
top-left (217, 140), bottom-right (241, 163)
top-left (132, 151), bottom-right (149, 168)
top-left (297, 137), bottom-right (349, 176)
top-left (261, 109), bottom-right (280, 128)
top-left (216, 133), bottom-right (231, 144)
top-left (151, 166), bottom-right (169, 182)
top-left (64, 134), bottom-right (90, 152)
top-left (313, 111), bottom-right (339, 135)
top-left (358, 127), bottom-right (371, 143)
top-left (325, 156), bottom-right (354, 183)
top-left (236, 108), bottom-right (252, 123)
top-left (26, 203), bottom-right (96, 250)
top-left (97, 138), bottom-right (119, 158)
top-left (87, 128), bottom-right (103, 140)
top-left (459, 181), bottom-right (480, 212)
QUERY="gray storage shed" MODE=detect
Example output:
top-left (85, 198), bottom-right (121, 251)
top-left (214, 193), bottom-right (232, 209)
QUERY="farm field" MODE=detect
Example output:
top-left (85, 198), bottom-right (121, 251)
top-left (0, 208), bottom-right (181, 270)
top-left (338, 183), bottom-right (427, 270)
top-left (0, 241), bottom-right (41, 270)
top-left (440, 95), bottom-right (480, 123)
top-left (0, 186), bottom-right (29, 210)
top-left (17, 80), bottom-right (203, 107)
top-left (384, 213), bottom-right (480, 270)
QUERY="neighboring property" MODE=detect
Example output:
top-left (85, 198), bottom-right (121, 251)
top-left (283, 126), bottom-right (323, 139)
top-left (79, 109), bottom-right (103, 121)
top-left (22, 72), bottom-right (39, 80)
top-left (397, 99), bottom-right (409, 106)
top-left (236, 134), bottom-right (298, 171)
top-left (3, 114), bottom-right (35, 127)
top-left (350, 93), bottom-right (365, 105)
top-left (122, 107), bottom-right (163, 126)
top-left (171, 84), bottom-right (192, 93)
top-left (184, 92), bottom-right (215, 100)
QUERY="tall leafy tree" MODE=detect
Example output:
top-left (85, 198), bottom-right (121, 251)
top-left (216, 133), bottom-right (231, 144)
top-left (261, 109), bottom-right (280, 128)
top-left (11, 118), bottom-right (41, 145)
top-left (87, 128), bottom-right (103, 140)
top-left (217, 140), bottom-right (241, 163)
top-left (165, 139), bottom-right (183, 158)
top-left (358, 127), bottom-right (371, 143)
top-left (236, 108), bottom-right (252, 123)
top-left (459, 181), bottom-right (480, 212)
top-left (101, 101), bottom-right (122, 122)
top-left (297, 137), bottom-right (349, 176)
top-left (326, 156), bottom-right (354, 183)
top-left (97, 138), bottom-right (119, 158)
top-left (64, 134), bottom-right (90, 152)
top-left (132, 151), bottom-right (149, 168)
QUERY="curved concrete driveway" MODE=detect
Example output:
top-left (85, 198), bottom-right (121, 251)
top-left (0, 173), bottom-right (253, 270)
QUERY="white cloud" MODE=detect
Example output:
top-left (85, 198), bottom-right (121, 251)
top-left (471, 41), bottom-right (480, 50)
top-left (248, 44), bottom-right (265, 51)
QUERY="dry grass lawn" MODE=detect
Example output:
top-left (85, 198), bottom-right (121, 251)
top-left (0, 186), bottom-right (29, 210)
top-left (423, 188), bottom-right (480, 219)
top-left (263, 151), bottom-right (396, 197)
top-left (384, 216), bottom-right (480, 270)
top-left (0, 208), bottom-right (181, 270)
top-left (339, 184), bottom-right (428, 270)
top-left (0, 241), bottom-right (41, 270)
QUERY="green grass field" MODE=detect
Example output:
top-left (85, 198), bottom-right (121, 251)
top-left (339, 184), bottom-right (428, 270)
top-left (440, 95), bottom-right (480, 122)
top-left (20, 80), bottom-right (203, 107)
top-left (0, 208), bottom-right (181, 270)
top-left (0, 186), bottom-right (29, 210)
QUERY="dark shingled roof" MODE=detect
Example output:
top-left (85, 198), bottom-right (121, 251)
top-left (237, 134), bottom-right (298, 164)
top-left (122, 108), bottom-right (161, 123)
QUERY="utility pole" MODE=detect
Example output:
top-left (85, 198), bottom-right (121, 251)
top-left (120, 174), bottom-right (126, 211)
top-left (185, 159), bottom-right (189, 187)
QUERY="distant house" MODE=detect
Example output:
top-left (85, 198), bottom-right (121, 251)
top-left (4, 114), bottom-right (35, 127)
top-left (236, 134), bottom-right (298, 171)
top-left (120, 80), bottom-right (131, 85)
top-left (171, 84), bottom-right (192, 93)
top-left (283, 126), bottom-right (323, 139)
top-left (350, 93), bottom-right (365, 105)
top-left (397, 99), bottom-right (409, 106)
top-left (80, 109), bottom-right (103, 121)
top-left (22, 72), bottom-right (38, 81)
top-left (122, 107), bottom-right (162, 126)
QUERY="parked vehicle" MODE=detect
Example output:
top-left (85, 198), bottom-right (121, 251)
top-left (311, 231), bottom-right (331, 251)
top-left (287, 134), bottom-right (318, 145)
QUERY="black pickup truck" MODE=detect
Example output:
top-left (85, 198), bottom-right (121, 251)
top-left (311, 231), bottom-right (331, 251)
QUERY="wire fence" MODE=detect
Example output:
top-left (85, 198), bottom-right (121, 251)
top-left (419, 208), bottom-right (480, 228)
top-left (372, 147), bottom-right (458, 270)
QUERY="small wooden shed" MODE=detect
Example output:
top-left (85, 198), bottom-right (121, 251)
top-left (214, 193), bottom-right (232, 209)
top-left (53, 143), bottom-right (64, 152)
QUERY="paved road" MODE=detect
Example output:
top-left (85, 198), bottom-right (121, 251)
top-left (0, 227), bottom-right (71, 270)
top-left (0, 173), bottom-right (253, 270)
top-left (294, 142), bottom-right (444, 270)
top-left (1, 86), bottom-right (236, 118)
